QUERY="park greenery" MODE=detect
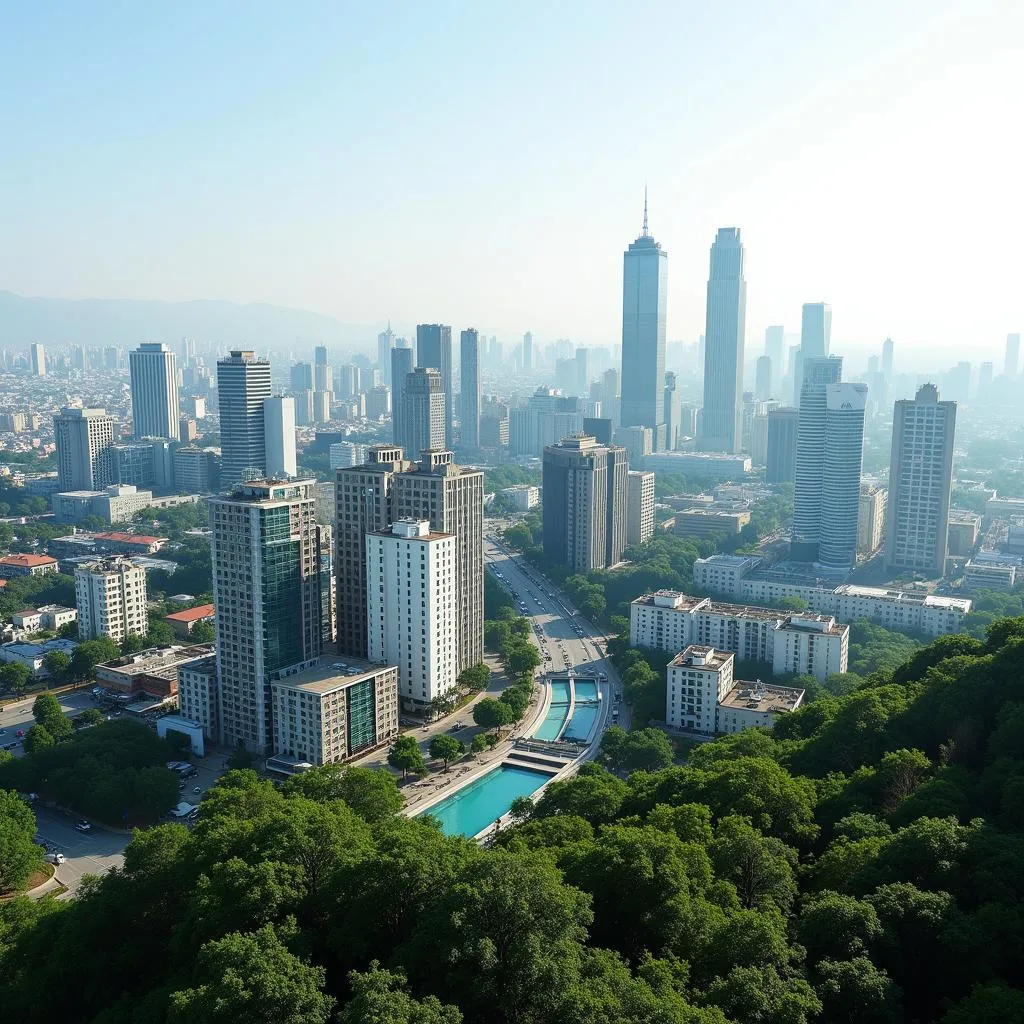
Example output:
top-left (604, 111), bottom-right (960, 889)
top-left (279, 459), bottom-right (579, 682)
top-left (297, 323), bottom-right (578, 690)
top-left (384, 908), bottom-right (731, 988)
top-left (0, 572), bottom-right (75, 623)
top-left (3, 619), bottom-right (1024, 1019)
top-left (0, 788), bottom-right (42, 893)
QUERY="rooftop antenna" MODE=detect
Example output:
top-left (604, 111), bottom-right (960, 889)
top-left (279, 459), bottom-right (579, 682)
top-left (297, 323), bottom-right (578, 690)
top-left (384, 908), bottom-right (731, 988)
top-left (642, 185), bottom-right (649, 236)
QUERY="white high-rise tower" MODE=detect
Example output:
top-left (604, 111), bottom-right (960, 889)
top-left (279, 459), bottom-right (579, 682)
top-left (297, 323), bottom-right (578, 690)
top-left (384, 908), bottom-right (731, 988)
top-left (129, 342), bottom-right (180, 440)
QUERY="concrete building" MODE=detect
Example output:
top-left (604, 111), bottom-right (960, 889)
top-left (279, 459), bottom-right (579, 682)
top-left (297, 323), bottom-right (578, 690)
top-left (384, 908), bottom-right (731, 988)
top-left (627, 470), bottom-right (655, 547)
top-left (390, 346), bottom-right (415, 447)
top-left (217, 350), bottom-right (272, 488)
top-left (74, 557), bottom-right (148, 644)
top-left (800, 302), bottom-right (832, 358)
top-left (717, 681), bottom-right (805, 734)
top-left (53, 484), bottom-right (191, 525)
top-left (173, 447), bottom-right (218, 493)
top-left (312, 390), bottom-right (332, 423)
top-left (673, 508), bottom-right (750, 540)
top-left (269, 657), bottom-right (399, 770)
top-left (642, 451), bottom-right (751, 480)
top-left (366, 519), bottom-right (457, 710)
top-left (947, 509), bottom-right (981, 557)
top-left (54, 408), bottom-right (116, 492)
top-left (964, 556), bottom-right (1017, 591)
top-left (416, 324), bottom-right (453, 448)
top-left (698, 228), bottom-right (746, 453)
top-left (210, 479), bottom-right (321, 754)
top-left (0, 554), bottom-right (59, 579)
top-left (165, 603), bottom-right (216, 638)
top-left (663, 372), bottom-right (682, 450)
top-left (129, 343), bottom-right (180, 441)
top-left (113, 440), bottom-right (174, 490)
top-left (766, 407), bottom-right (799, 484)
top-left (858, 483), bottom-right (887, 561)
top-left (95, 642), bottom-right (214, 700)
top-left (329, 442), bottom-right (368, 470)
top-left (885, 383), bottom-right (957, 576)
top-left (30, 342), bottom-right (45, 376)
top-left (401, 367), bottom-right (445, 460)
top-left (543, 434), bottom-right (628, 572)
top-left (509, 387), bottom-right (584, 457)
top-left (620, 196), bottom-right (668, 449)
top-left (755, 355), bottom-right (773, 401)
top-left (0, 638), bottom-right (77, 676)
top-left (177, 654), bottom-right (218, 741)
top-left (501, 484), bottom-right (539, 511)
top-left (459, 328), bottom-right (481, 447)
top-left (263, 396), bottom-right (297, 479)
top-left (614, 424), bottom-right (653, 467)
top-left (666, 646), bottom-right (733, 734)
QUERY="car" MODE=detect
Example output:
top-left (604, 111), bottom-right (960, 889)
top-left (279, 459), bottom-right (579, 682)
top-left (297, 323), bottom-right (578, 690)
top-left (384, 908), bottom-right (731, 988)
top-left (193, 786), bottom-right (201, 794)
top-left (74, 820), bottom-right (92, 832)
top-left (16, 729), bottom-right (24, 737)
top-left (47, 852), bottom-right (66, 865)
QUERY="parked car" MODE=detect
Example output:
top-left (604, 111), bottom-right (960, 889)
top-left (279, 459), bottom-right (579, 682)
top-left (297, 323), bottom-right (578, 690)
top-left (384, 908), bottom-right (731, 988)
top-left (46, 852), bottom-right (66, 865)
top-left (74, 820), bottom-right (92, 832)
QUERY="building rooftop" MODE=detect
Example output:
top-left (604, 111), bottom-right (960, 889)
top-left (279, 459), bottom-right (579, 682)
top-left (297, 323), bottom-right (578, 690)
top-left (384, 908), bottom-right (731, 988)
top-left (0, 553), bottom-right (58, 568)
top-left (669, 645), bottom-right (734, 670)
top-left (95, 532), bottom-right (164, 545)
top-left (98, 643), bottom-right (216, 678)
top-left (2, 638), bottom-right (77, 659)
top-left (697, 553), bottom-right (764, 568)
top-left (719, 681), bottom-right (805, 714)
top-left (271, 656), bottom-right (394, 696)
top-left (834, 584), bottom-right (973, 610)
top-left (165, 603), bottom-right (215, 623)
top-left (781, 613), bottom-right (846, 636)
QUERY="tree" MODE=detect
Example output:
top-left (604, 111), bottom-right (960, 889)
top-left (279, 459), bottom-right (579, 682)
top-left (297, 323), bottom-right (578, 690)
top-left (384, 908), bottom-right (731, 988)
top-left (498, 686), bottom-right (529, 721)
top-left (429, 734), bottom-right (465, 771)
top-left (76, 707), bottom-right (103, 727)
top-left (191, 619), bottom-right (215, 642)
top-left (458, 663), bottom-right (489, 692)
top-left (32, 693), bottom-right (71, 741)
top-left (0, 662), bottom-right (30, 696)
top-left (470, 733), bottom-right (489, 755)
top-left (389, 735), bottom-right (427, 779)
top-left (338, 962), bottom-right (463, 1024)
top-left (167, 924), bottom-right (334, 1024)
top-left (57, 620), bottom-right (79, 639)
top-left (22, 724), bottom-right (54, 754)
top-left (226, 740), bottom-right (253, 771)
top-left (70, 637), bottom-right (119, 681)
top-left (504, 642), bottom-right (541, 677)
top-left (534, 763), bottom-right (629, 824)
top-left (503, 523), bottom-right (532, 550)
top-left (484, 620), bottom-right (511, 652)
top-left (509, 796), bottom-right (534, 822)
top-left (601, 727), bottom-right (674, 773)
top-left (120, 632), bottom-right (147, 655)
top-left (0, 789), bottom-right (42, 892)
top-left (796, 891), bottom-right (883, 963)
top-left (941, 982), bottom-right (1024, 1024)
top-left (282, 764), bottom-right (403, 822)
top-left (473, 697), bottom-right (513, 730)
top-left (709, 815), bottom-right (797, 912)
top-left (813, 958), bottom-right (901, 1024)
top-left (41, 650), bottom-right (71, 682)
top-left (146, 618), bottom-right (176, 645)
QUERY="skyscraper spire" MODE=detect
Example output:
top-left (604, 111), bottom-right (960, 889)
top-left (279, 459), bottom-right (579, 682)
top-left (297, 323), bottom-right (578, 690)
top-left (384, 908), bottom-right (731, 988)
top-left (642, 186), bottom-right (649, 237)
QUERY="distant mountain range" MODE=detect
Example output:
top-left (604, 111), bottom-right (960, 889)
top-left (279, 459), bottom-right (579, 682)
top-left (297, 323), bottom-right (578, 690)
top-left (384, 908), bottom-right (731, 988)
top-left (0, 291), bottom-right (382, 351)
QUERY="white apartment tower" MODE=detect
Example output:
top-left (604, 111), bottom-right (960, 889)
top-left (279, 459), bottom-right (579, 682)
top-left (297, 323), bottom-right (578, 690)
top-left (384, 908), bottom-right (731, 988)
top-left (216, 351), bottom-right (272, 488)
top-left (626, 470), bottom-right (655, 547)
top-left (129, 343), bottom-right (180, 440)
top-left (74, 557), bottom-right (148, 644)
top-left (885, 384), bottom-right (956, 575)
top-left (667, 646), bottom-right (734, 734)
top-left (366, 519), bottom-right (457, 709)
top-left (263, 396), bottom-right (297, 478)
top-left (54, 407), bottom-right (116, 492)
top-left (30, 343), bottom-right (45, 376)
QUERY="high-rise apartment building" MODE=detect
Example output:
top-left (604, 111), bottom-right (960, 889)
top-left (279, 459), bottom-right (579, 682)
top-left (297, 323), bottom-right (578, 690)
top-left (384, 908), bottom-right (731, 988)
top-left (30, 343), bottom-right (45, 376)
top-left (1006, 333), bottom-right (1021, 377)
top-left (416, 324), bottom-right (453, 447)
top-left (209, 479), bottom-right (321, 754)
top-left (614, 424), bottom-right (653, 467)
top-left (290, 362), bottom-right (313, 392)
top-left (508, 387), bottom-right (584, 456)
top-left (263, 396), bottom-right (297, 478)
top-left (543, 435), bottom-right (628, 572)
top-left (885, 384), bottom-right (956, 575)
top-left (401, 368), bottom-right (445, 460)
top-left (698, 228), bottom-right (746, 453)
top-left (766, 407), bottom-right (799, 484)
top-left (54, 408), bottom-right (116, 491)
top-left (858, 483), bottom-right (887, 561)
top-left (627, 470), bottom-right (655, 547)
top-left (366, 519), bottom-right (457, 710)
top-left (620, 198), bottom-right (668, 449)
top-left (459, 328), bottom-right (481, 448)
top-left (800, 303), bottom-right (832, 358)
top-left (74, 557), bottom-right (148, 644)
top-left (522, 331), bottom-right (533, 370)
top-left (129, 343), bottom-right (180, 440)
top-left (217, 351), bottom-right (272, 488)
top-left (390, 346), bottom-right (414, 446)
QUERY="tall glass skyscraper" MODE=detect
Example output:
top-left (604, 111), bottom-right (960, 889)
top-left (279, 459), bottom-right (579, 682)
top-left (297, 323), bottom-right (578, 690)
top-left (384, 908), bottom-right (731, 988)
top-left (619, 198), bottom-right (667, 450)
top-left (390, 346), bottom-right (414, 446)
top-left (459, 328), bottom-right (481, 448)
top-left (416, 324), bottom-right (453, 448)
top-left (800, 302), bottom-right (832, 358)
top-left (217, 350), bottom-right (272, 488)
top-left (698, 228), bottom-right (746, 453)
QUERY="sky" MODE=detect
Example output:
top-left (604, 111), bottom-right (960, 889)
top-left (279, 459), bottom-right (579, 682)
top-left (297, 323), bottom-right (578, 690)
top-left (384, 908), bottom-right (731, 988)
top-left (1, 0), bottom-right (1021, 366)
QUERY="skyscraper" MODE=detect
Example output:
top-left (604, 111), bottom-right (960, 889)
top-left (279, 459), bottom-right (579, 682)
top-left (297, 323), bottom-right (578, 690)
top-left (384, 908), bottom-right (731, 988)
top-left (129, 342), bottom-right (180, 440)
top-left (459, 328), bottom-right (481, 448)
top-left (764, 325), bottom-right (785, 395)
top-left (766, 407), bottom-right (799, 484)
top-left (522, 331), bottom-right (533, 371)
top-left (54, 407), bottom-right (116, 491)
top-left (377, 325), bottom-right (395, 369)
top-left (881, 337), bottom-right (894, 382)
top-left (314, 345), bottom-right (328, 367)
top-left (800, 303), bottom-right (832, 358)
top-left (885, 384), bottom-right (956, 576)
top-left (698, 228), bottom-right (746, 453)
top-left (575, 347), bottom-right (590, 397)
top-left (390, 346), bottom-right (414, 446)
top-left (30, 343), bottom-right (45, 376)
top-left (217, 351), bottom-right (272, 488)
top-left (263, 396), bottom-right (297, 478)
top-left (818, 383), bottom-right (868, 568)
top-left (663, 371), bottom-right (681, 451)
top-left (1005, 333), bottom-right (1021, 377)
top-left (401, 367), bottom-right (445, 459)
top-left (416, 324), bottom-right (453, 447)
top-left (210, 479), bottom-right (321, 754)
top-left (755, 355), bottom-right (773, 401)
top-left (290, 362), bottom-right (313, 392)
top-left (620, 196), bottom-right (668, 449)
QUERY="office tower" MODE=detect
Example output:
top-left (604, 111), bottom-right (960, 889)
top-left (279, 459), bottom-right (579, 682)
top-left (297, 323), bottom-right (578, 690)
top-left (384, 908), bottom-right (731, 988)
top-left (179, 336), bottom-right (196, 368)
top-left (416, 323), bottom-right (453, 447)
top-left (755, 355), bottom-right (773, 402)
top-left (390, 346), bottom-right (414, 446)
top-left (129, 343), bottom-right (180, 440)
top-left (698, 228), bottom-right (746, 453)
top-left (575, 347), bottom-right (590, 397)
top-left (335, 446), bottom-right (412, 658)
top-left (377, 324), bottom-right (395, 369)
top-left (30, 343), bottom-right (45, 376)
top-left (315, 523), bottom-right (336, 646)
top-left (679, 403), bottom-right (697, 437)
top-left (71, 345), bottom-right (85, 370)
top-left (944, 361), bottom-right (971, 404)
top-left (882, 337), bottom-right (894, 381)
top-left (543, 435), bottom-right (628, 572)
top-left (104, 346), bottom-right (119, 370)
top-left (263, 396), bottom-right (297, 478)
top-left (174, 446), bottom-right (218, 493)
top-left (460, 328), bottom-right (481, 448)
top-left (366, 385), bottom-right (390, 420)
top-left (766, 407), bottom-right (799, 484)
top-left (978, 361), bottom-right (994, 396)
top-left (800, 303), bottom-right (832, 358)
top-left (522, 331), bottom-right (533, 371)
top-left (293, 390), bottom-right (314, 426)
top-left (113, 439), bottom-right (173, 489)
top-left (751, 413), bottom-right (770, 466)
top-left (179, 417), bottom-right (197, 443)
top-left (312, 390), bottom-right (331, 424)
top-left (74, 557), bottom-right (147, 644)
top-left (885, 383), bottom-right (957, 576)
top-left (867, 355), bottom-right (880, 376)
top-left (314, 344), bottom-right (328, 367)
top-left (1006, 333), bottom-right (1021, 377)
top-left (54, 407), bottom-right (116, 491)
top-left (290, 362), bottom-right (313, 392)
top-left (764, 326), bottom-right (785, 395)
top-left (818, 383), bottom-right (868, 568)
top-left (393, 450), bottom-right (484, 673)
top-left (210, 479), bottom-right (321, 754)
top-left (627, 470), bottom-right (655, 546)
top-left (508, 387), bottom-right (584, 456)
top-left (620, 196), bottom-right (668, 449)
top-left (329, 441), bottom-right (368, 470)
top-left (792, 357), bottom-right (844, 561)
top-left (336, 363), bottom-right (357, 399)
top-left (555, 357), bottom-right (576, 393)
top-left (401, 367), bottom-right (445, 459)
top-left (614, 424), bottom-right (653, 467)
top-left (217, 350), bottom-right (272, 488)
top-left (366, 519), bottom-right (457, 710)
top-left (583, 416), bottom-right (613, 445)
top-left (314, 362), bottom-right (332, 393)
top-left (859, 483), bottom-right (887, 560)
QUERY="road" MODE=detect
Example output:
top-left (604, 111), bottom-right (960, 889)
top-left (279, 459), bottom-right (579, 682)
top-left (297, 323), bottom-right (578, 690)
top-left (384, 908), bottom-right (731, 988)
top-left (0, 688), bottom-right (97, 756)
top-left (33, 807), bottom-right (129, 894)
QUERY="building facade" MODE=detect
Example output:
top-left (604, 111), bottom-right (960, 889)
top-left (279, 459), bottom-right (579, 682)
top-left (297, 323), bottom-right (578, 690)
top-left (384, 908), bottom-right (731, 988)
top-left (858, 483), bottom-right (887, 560)
top-left (177, 654), bottom-right (218, 741)
top-left (766, 407), bottom-right (799, 484)
top-left (129, 343), bottom-right (180, 441)
top-left (390, 346), bottom-right (415, 447)
top-left (459, 328), bottom-right (481, 447)
top-left (401, 367), bottom-right (445, 461)
top-left (54, 408), bottom-right (116, 492)
top-left (216, 351), bottom-right (272, 488)
top-left (416, 324), bottom-right (453, 448)
top-left (626, 470), bottom-right (655, 547)
top-left (74, 557), bottom-right (148, 644)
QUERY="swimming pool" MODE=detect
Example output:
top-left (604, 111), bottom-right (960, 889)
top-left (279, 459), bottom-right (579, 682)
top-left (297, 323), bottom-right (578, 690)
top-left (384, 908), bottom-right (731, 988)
top-left (533, 679), bottom-right (571, 741)
top-left (416, 764), bottom-right (551, 838)
top-left (563, 679), bottom-right (600, 743)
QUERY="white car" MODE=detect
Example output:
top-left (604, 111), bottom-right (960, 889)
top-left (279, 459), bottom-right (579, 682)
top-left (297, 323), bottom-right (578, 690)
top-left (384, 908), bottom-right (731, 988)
top-left (47, 852), bottom-right (66, 865)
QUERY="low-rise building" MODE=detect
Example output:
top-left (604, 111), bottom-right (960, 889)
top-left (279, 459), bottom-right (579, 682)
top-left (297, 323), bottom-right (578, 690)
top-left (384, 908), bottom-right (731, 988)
top-left (964, 557), bottom-right (1017, 591)
top-left (501, 484), bottom-right (539, 511)
top-left (643, 451), bottom-right (752, 480)
top-left (165, 603), bottom-right (216, 638)
top-left (177, 654), bottom-right (218, 741)
top-left (93, 532), bottom-right (167, 555)
top-left (673, 508), bottom-right (750, 540)
top-left (947, 509), bottom-right (981, 557)
top-left (11, 610), bottom-right (43, 632)
top-left (11, 605), bottom-right (76, 633)
top-left (54, 486), bottom-right (200, 524)
top-left (0, 638), bottom-right (78, 676)
top-left (268, 657), bottom-right (399, 773)
top-left (0, 553), bottom-right (59, 578)
top-left (95, 642), bottom-right (215, 698)
top-left (717, 681), bottom-right (805, 733)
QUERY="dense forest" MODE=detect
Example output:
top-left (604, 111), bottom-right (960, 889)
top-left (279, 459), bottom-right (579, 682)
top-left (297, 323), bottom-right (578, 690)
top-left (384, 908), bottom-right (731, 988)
top-left (3, 619), bottom-right (1024, 1022)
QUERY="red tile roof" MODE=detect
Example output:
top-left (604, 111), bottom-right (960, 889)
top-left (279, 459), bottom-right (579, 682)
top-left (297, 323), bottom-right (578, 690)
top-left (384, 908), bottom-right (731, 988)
top-left (96, 532), bottom-right (163, 544)
top-left (0, 554), bottom-right (58, 567)
top-left (165, 603), bottom-right (215, 623)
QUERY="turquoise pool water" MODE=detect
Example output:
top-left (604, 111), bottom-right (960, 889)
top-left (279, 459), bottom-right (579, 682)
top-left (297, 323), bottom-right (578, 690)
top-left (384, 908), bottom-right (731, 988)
top-left (533, 679), bottom-right (571, 741)
top-left (416, 764), bottom-right (551, 837)
top-left (563, 679), bottom-right (601, 742)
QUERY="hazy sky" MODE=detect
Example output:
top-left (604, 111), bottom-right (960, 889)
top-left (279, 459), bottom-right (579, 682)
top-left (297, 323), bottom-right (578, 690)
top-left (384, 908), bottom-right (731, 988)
top-left (1, 1), bottom-right (1021, 364)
